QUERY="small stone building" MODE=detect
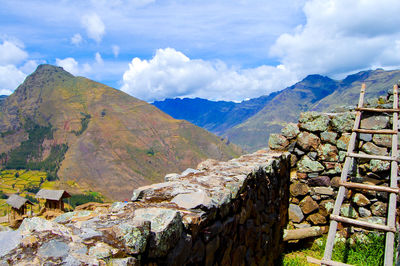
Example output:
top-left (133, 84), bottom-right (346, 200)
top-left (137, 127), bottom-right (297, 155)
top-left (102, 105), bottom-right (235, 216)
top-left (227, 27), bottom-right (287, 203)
top-left (35, 189), bottom-right (71, 211)
top-left (6, 194), bottom-right (33, 221)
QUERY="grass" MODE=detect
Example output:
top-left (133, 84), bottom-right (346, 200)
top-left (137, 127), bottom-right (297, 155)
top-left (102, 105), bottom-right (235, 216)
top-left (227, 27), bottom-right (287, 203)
top-left (283, 233), bottom-right (389, 266)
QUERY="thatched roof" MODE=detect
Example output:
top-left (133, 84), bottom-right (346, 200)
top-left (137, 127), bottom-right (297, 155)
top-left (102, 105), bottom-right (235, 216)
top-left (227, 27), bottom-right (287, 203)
top-left (35, 189), bottom-right (71, 201)
top-left (6, 194), bottom-right (33, 210)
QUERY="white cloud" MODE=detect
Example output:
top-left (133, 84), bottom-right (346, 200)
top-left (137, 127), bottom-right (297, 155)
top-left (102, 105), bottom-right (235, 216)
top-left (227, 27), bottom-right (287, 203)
top-left (122, 48), bottom-right (297, 102)
top-left (95, 52), bottom-right (104, 65)
top-left (0, 40), bottom-right (28, 65)
top-left (112, 45), bottom-right (120, 58)
top-left (71, 33), bottom-right (83, 45)
top-left (270, 0), bottom-right (400, 78)
top-left (0, 65), bottom-right (26, 94)
top-left (81, 13), bottom-right (105, 43)
top-left (56, 57), bottom-right (80, 75)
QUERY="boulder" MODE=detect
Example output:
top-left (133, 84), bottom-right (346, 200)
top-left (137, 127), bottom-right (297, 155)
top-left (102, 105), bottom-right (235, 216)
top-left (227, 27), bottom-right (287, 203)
top-left (307, 176), bottom-right (331, 187)
top-left (297, 156), bottom-right (324, 173)
top-left (268, 134), bottom-right (289, 150)
top-left (320, 131), bottom-right (337, 144)
top-left (331, 113), bottom-right (355, 132)
top-left (112, 220), bottom-right (151, 254)
top-left (317, 143), bottom-right (338, 162)
top-left (306, 213), bottom-right (327, 225)
top-left (299, 112), bottom-right (330, 132)
top-left (133, 208), bottom-right (183, 257)
top-left (38, 240), bottom-right (69, 260)
top-left (299, 196), bottom-right (319, 214)
top-left (289, 182), bottom-right (310, 197)
top-left (361, 142), bottom-right (389, 156)
top-left (372, 134), bottom-right (392, 148)
top-left (337, 134), bottom-right (351, 151)
top-left (281, 123), bottom-right (300, 139)
top-left (297, 132), bottom-right (321, 151)
top-left (352, 193), bottom-right (370, 207)
top-left (371, 202), bottom-right (387, 216)
top-left (289, 204), bottom-right (304, 223)
top-left (360, 115), bottom-right (389, 130)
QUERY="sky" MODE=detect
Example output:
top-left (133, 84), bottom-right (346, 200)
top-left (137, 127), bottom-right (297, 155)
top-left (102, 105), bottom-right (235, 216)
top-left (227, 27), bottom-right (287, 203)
top-left (1, 0), bottom-right (400, 102)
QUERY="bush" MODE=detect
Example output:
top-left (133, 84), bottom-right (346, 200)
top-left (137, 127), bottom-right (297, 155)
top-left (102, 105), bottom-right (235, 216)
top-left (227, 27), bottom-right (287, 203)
top-left (68, 193), bottom-right (104, 208)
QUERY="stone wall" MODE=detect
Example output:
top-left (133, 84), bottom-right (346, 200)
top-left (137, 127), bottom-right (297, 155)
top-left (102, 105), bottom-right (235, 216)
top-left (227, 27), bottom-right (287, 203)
top-left (0, 150), bottom-right (290, 265)
top-left (269, 89), bottom-right (397, 238)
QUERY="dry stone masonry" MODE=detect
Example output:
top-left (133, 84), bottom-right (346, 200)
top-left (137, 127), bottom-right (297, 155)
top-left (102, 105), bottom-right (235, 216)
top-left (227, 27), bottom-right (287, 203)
top-left (269, 88), bottom-right (398, 240)
top-left (0, 150), bottom-right (290, 265)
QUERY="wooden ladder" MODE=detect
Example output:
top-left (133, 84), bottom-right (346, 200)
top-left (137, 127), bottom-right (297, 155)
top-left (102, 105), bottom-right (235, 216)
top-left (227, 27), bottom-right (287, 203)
top-left (308, 83), bottom-right (400, 266)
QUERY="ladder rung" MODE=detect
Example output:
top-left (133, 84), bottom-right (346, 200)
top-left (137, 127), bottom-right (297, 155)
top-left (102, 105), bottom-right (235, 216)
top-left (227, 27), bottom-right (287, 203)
top-left (339, 181), bottom-right (400, 194)
top-left (330, 215), bottom-right (396, 232)
top-left (347, 152), bottom-right (397, 161)
top-left (307, 256), bottom-right (353, 266)
top-left (353, 128), bottom-right (398, 134)
top-left (356, 107), bottom-right (400, 113)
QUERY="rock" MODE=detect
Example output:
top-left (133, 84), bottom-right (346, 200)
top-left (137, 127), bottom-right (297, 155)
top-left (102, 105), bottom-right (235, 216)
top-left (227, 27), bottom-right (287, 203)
top-left (54, 210), bottom-right (93, 224)
top-left (88, 242), bottom-right (114, 259)
top-left (79, 227), bottom-right (103, 241)
top-left (322, 162), bottom-right (342, 175)
top-left (362, 142), bottom-right (389, 156)
top-left (281, 123), bottom-right (300, 139)
top-left (290, 154), bottom-right (298, 168)
top-left (307, 176), bottom-right (331, 187)
top-left (331, 176), bottom-right (341, 188)
top-left (372, 134), bottom-right (392, 148)
top-left (171, 190), bottom-right (212, 209)
top-left (317, 143), bottom-right (338, 162)
top-left (368, 159), bottom-right (390, 172)
top-left (297, 156), bottom-right (324, 173)
top-left (331, 113), bottom-right (355, 132)
top-left (299, 112), bottom-right (330, 132)
top-left (164, 173), bottom-right (180, 182)
top-left (294, 148), bottom-right (305, 156)
top-left (18, 217), bottom-right (70, 236)
top-left (289, 204), bottom-right (304, 223)
top-left (352, 193), bottom-right (370, 207)
top-left (359, 133), bottom-right (372, 142)
top-left (371, 202), bottom-right (387, 216)
top-left (110, 202), bottom-right (128, 213)
top-left (112, 220), bottom-right (151, 254)
top-left (111, 257), bottom-right (140, 266)
top-left (297, 132), bottom-right (321, 151)
top-left (306, 213), bottom-right (327, 225)
top-left (340, 204), bottom-right (358, 218)
top-left (338, 151), bottom-right (346, 162)
top-left (197, 159), bottom-right (219, 170)
top-left (268, 134), bottom-right (289, 150)
top-left (0, 230), bottom-right (21, 257)
top-left (358, 207), bottom-right (372, 218)
top-left (205, 236), bottom-right (220, 266)
top-left (289, 182), bottom-right (310, 197)
top-left (319, 200), bottom-right (335, 215)
top-left (166, 234), bottom-right (192, 265)
top-left (361, 115), bottom-right (389, 129)
top-left (299, 196), bottom-right (319, 214)
top-left (308, 151), bottom-right (318, 160)
top-left (313, 187), bottom-right (334, 196)
top-left (337, 134), bottom-right (351, 151)
top-left (38, 240), bottom-right (69, 259)
top-left (133, 208), bottom-right (183, 257)
top-left (320, 131), bottom-right (337, 144)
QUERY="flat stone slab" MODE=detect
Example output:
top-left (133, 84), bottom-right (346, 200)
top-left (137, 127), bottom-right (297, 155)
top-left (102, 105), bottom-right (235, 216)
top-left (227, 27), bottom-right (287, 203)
top-left (171, 190), bottom-right (212, 209)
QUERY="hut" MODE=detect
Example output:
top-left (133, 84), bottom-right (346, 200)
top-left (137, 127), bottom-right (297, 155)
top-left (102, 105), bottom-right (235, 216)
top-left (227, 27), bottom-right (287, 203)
top-left (35, 189), bottom-right (71, 211)
top-left (6, 194), bottom-right (33, 222)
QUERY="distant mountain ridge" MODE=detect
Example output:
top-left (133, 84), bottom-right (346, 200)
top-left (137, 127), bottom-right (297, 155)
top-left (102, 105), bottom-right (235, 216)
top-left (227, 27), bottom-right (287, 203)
top-left (0, 65), bottom-right (241, 200)
top-left (154, 69), bottom-right (400, 152)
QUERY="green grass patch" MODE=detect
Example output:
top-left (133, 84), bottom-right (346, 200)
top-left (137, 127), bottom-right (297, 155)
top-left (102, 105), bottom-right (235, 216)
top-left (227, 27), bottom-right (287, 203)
top-left (283, 233), bottom-right (389, 266)
top-left (68, 192), bottom-right (104, 208)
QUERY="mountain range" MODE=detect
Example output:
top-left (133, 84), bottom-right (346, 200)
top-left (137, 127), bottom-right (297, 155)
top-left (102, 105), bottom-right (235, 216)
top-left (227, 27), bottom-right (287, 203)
top-left (154, 69), bottom-right (400, 152)
top-left (0, 65), bottom-right (241, 200)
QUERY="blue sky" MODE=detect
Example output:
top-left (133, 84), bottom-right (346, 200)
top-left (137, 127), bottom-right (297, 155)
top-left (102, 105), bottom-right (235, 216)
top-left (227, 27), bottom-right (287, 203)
top-left (1, 0), bottom-right (400, 101)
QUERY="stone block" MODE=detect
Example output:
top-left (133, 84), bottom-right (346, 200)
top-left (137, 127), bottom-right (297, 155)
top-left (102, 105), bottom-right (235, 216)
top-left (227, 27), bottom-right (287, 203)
top-left (289, 182), bottom-right (309, 197)
top-left (299, 196), bottom-right (319, 215)
top-left (297, 132), bottom-right (321, 151)
top-left (289, 204), bottom-right (304, 223)
top-left (268, 134), bottom-right (289, 150)
top-left (281, 123), bottom-right (300, 139)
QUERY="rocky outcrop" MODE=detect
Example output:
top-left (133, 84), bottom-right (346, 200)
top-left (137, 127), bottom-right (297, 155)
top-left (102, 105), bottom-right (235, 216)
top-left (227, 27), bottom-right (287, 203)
top-left (0, 150), bottom-right (290, 265)
top-left (270, 88), bottom-right (397, 237)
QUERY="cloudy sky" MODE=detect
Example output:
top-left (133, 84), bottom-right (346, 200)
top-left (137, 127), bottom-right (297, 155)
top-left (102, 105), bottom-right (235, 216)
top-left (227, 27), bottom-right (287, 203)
top-left (1, 0), bottom-right (400, 102)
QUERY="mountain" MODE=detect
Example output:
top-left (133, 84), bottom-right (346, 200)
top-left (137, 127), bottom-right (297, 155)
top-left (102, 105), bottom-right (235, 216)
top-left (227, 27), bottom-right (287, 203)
top-left (153, 92), bottom-right (278, 135)
top-left (224, 75), bottom-right (339, 151)
top-left (0, 65), bottom-right (241, 200)
top-left (227, 69), bottom-right (400, 152)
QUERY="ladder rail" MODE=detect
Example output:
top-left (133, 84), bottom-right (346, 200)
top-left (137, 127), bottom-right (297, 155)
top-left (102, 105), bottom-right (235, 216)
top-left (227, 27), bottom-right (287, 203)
top-left (323, 84), bottom-right (366, 262)
top-left (384, 84), bottom-right (399, 266)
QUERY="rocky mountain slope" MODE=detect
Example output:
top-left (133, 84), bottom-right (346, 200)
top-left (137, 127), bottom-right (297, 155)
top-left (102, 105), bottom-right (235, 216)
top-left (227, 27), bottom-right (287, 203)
top-left (0, 65), bottom-right (241, 200)
top-left (224, 75), bottom-right (338, 151)
top-left (152, 92), bottom-right (278, 135)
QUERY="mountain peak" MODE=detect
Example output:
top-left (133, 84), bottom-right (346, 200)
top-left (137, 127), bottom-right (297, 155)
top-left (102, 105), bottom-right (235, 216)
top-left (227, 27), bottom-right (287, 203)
top-left (31, 64), bottom-right (74, 79)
